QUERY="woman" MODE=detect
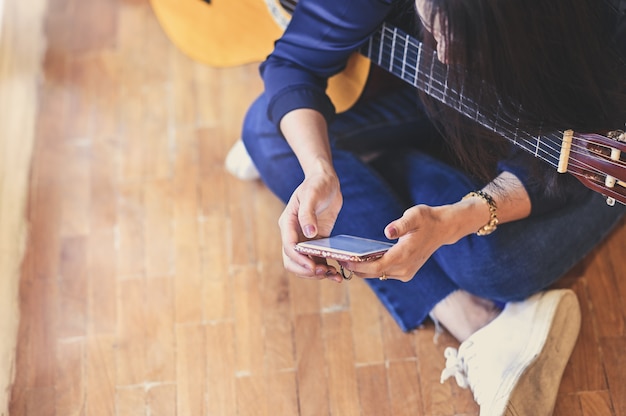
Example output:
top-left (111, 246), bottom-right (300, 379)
top-left (238, 0), bottom-right (626, 413)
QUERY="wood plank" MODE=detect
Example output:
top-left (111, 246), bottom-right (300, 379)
top-left (387, 360), bottom-right (423, 416)
top-left (90, 136), bottom-right (119, 231)
top-left (323, 311), bottom-right (360, 416)
top-left (115, 386), bottom-right (145, 416)
top-left (260, 263), bottom-right (295, 372)
top-left (579, 391), bottom-right (614, 416)
top-left (357, 363), bottom-right (391, 416)
top-left (554, 393), bottom-right (583, 416)
top-left (143, 277), bottom-right (175, 382)
top-left (232, 265), bottom-right (265, 375)
top-left (175, 324), bottom-right (206, 416)
top-left (85, 335), bottom-right (116, 416)
top-left (26, 387), bottom-right (55, 416)
top-left (380, 309), bottom-right (416, 361)
top-left (560, 279), bottom-right (607, 393)
top-left (146, 383), bottom-right (176, 416)
top-left (88, 230), bottom-right (117, 334)
top-left (116, 279), bottom-right (147, 386)
top-left (349, 279), bottom-right (384, 364)
top-left (266, 371), bottom-right (300, 415)
top-left (173, 129), bottom-right (203, 323)
top-left (205, 322), bottom-right (237, 416)
top-left (236, 374), bottom-right (269, 416)
top-left (294, 314), bottom-right (330, 416)
top-left (116, 182), bottom-right (145, 278)
top-left (57, 236), bottom-right (88, 338)
top-left (144, 180), bottom-right (174, 278)
top-left (55, 338), bottom-right (84, 416)
top-left (602, 336), bottom-right (626, 415)
top-left (414, 326), bottom-right (459, 415)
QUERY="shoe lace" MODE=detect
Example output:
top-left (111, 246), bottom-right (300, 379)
top-left (440, 346), bottom-right (469, 388)
top-left (440, 343), bottom-right (486, 405)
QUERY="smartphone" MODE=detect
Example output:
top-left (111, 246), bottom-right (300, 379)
top-left (294, 234), bottom-right (394, 262)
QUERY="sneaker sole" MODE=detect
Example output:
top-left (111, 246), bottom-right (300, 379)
top-left (487, 289), bottom-right (582, 416)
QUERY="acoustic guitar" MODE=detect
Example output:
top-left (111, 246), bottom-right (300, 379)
top-left (148, 0), bottom-right (370, 112)
top-left (150, 0), bottom-right (626, 205)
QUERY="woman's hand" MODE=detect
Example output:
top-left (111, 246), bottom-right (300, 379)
top-left (278, 160), bottom-right (343, 282)
top-left (338, 172), bottom-right (532, 282)
top-left (277, 108), bottom-right (345, 282)
top-left (340, 204), bottom-right (455, 282)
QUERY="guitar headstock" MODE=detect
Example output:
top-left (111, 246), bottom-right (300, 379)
top-left (568, 130), bottom-right (626, 206)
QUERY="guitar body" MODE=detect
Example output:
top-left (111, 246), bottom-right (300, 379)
top-left (149, 0), bottom-right (370, 112)
top-left (149, 0), bottom-right (281, 67)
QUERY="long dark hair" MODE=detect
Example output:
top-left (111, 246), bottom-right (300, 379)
top-left (419, 0), bottom-right (626, 186)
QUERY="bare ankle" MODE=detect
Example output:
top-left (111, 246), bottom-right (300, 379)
top-left (431, 290), bottom-right (501, 342)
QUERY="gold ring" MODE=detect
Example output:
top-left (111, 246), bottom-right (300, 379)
top-left (379, 272), bottom-right (387, 281)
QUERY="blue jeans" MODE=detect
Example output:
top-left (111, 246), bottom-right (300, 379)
top-left (242, 88), bottom-right (626, 332)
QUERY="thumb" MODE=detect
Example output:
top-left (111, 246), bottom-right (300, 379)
top-left (384, 210), bottom-right (415, 240)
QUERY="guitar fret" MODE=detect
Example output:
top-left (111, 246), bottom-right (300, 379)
top-left (389, 29), bottom-right (397, 73)
top-left (442, 66), bottom-right (449, 105)
top-left (401, 34), bottom-right (408, 81)
top-left (377, 30), bottom-right (384, 67)
top-left (416, 42), bottom-right (427, 91)
top-left (427, 51), bottom-right (435, 96)
top-left (534, 134), bottom-right (541, 157)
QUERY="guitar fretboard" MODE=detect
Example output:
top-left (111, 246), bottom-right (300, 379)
top-left (360, 23), bottom-right (565, 170)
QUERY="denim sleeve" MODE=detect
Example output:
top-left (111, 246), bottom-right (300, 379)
top-left (497, 147), bottom-right (591, 216)
top-left (260, 0), bottom-right (394, 126)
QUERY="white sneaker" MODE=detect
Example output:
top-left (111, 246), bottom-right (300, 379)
top-left (225, 139), bottom-right (260, 181)
top-left (440, 289), bottom-right (581, 416)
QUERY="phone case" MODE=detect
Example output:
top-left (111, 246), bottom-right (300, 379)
top-left (293, 244), bottom-right (387, 262)
top-left (294, 235), bottom-right (392, 262)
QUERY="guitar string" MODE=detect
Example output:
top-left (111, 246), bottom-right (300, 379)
top-left (370, 24), bottom-right (626, 179)
top-left (370, 28), bottom-right (626, 192)
top-left (369, 33), bottom-right (626, 182)
top-left (271, 2), bottom-right (625, 188)
top-left (369, 27), bottom-right (565, 166)
top-left (374, 25), bottom-right (626, 175)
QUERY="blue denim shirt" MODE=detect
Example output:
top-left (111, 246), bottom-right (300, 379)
top-left (259, 0), bottom-right (594, 215)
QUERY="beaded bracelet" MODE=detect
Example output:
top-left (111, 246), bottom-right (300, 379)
top-left (462, 190), bottom-right (499, 236)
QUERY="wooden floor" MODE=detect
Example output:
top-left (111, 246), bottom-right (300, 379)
top-left (8, 0), bottom-right (626, 414)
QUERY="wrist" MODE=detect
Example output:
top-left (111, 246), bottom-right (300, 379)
top-left (303, 157), bottom-right (336, 178)
top-left (462, 191), bottom-right (498, 235)
top-left (438, 196), bottom-right (496, 244)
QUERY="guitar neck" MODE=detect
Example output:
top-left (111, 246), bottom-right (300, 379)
top-left (360, 23), bottom-right (565, 170)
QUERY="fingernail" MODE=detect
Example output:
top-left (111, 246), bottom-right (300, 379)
top-left (303, 225), bottom-right (316, 238)
top-left (316, 267), bottom-right (326, 276)
top-left (325, 269), bottom-right (336, 276)
top-left (386, 226), bottom-right (398, 239)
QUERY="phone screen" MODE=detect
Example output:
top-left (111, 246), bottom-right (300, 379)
top-left (295, 235), bottom-right (393, 260)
